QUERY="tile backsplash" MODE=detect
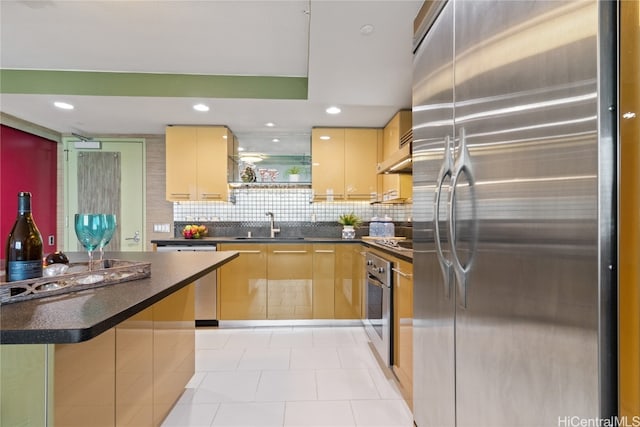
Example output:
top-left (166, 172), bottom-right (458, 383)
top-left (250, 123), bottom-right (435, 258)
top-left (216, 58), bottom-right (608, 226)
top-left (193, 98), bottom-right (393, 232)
top-left (173, 188), bottom-right (411, 223)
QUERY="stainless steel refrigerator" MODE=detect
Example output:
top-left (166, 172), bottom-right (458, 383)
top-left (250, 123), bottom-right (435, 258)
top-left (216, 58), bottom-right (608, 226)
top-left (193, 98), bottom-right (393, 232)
top-left (411, 1), bottom-right (617, 426)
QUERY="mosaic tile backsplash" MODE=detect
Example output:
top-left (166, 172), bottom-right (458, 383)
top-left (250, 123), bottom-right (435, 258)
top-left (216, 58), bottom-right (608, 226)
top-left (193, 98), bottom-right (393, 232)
top-left (173, 188), bottom-right (411, 223)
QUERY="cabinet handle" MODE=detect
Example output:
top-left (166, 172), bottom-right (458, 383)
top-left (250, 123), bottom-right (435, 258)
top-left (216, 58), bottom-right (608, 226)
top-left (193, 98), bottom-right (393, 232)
top-left (314, 250), bottom-right (335, 253)
top-left (392, 267), bottom-right (413, 279)
top-left (236, 250), bottom-right (262, 254)
top-left (201, 193), bottom-right (222, 199)
top-left (170, 192), bottom-right (191, 198)
top-left (273, 250), bottom-right (308, 254)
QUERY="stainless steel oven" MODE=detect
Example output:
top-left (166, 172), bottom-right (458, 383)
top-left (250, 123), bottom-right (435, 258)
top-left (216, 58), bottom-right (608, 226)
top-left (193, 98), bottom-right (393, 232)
top-left (364, 251), bottom-right (392, 366)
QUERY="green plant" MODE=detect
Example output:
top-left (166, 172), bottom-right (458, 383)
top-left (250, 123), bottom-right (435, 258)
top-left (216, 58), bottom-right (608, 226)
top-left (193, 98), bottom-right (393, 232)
top-left (286, 165), bottom-right (302, 175)
top-left (338, 212), bottom-right (362, 228)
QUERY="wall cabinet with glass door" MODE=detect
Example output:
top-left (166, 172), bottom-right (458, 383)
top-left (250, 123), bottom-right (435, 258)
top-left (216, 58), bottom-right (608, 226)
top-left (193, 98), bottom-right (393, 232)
top-left (165, 126), bottom-right (232, 201)
top-left (217, 243), bottom-right (268, 320)
top-left (312, 128), bottom-right (381, 201)
top-left (267, 244), bottom-right (313, 319)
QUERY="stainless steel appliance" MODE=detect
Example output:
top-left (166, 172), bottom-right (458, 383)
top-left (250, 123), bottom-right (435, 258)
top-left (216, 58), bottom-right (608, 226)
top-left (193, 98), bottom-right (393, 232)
top-left (364, 251), bottom-right (393, 366)
top-left (156, 244), bottom-right (218, 326)
top-left (412, 1), bottom-right (617, 426)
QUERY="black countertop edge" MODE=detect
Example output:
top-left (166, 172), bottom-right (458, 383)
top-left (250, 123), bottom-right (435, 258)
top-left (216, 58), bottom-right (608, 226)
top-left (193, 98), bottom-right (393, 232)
top-left (0, 251), bottom-right (239, 345)
top-left (150, 237), bottom-right (414, 261)
top-left (151, 237), bottom-right (357, 244)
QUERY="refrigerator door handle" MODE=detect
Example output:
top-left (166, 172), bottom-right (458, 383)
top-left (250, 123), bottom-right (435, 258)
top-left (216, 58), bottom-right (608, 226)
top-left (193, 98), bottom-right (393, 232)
top-left (434, 134), bottom-right (454, 299)
top-left (448, 127), bottom-right (478, 308)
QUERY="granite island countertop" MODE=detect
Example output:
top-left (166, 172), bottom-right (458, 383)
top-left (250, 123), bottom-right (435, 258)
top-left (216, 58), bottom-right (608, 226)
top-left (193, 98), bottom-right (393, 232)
top-left (0, 250), bottom-right (238, 344)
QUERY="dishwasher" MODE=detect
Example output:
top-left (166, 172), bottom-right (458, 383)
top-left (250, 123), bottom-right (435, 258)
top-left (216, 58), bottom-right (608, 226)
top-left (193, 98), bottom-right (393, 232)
top-left (156, 244), bottom-right (218, 326)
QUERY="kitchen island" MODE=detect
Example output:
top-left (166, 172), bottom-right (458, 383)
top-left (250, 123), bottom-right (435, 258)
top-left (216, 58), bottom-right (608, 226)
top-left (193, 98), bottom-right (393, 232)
top-left (0, 250), bottom-right (239, 427)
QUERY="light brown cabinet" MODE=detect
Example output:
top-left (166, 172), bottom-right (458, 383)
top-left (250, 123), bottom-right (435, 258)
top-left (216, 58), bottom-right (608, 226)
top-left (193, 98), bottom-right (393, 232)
top-left (334, 244), bottom-right (363, 319)
top-left (165, 126), bottom-right (231, 201)
top-left (381, 111), bottom-right (412, 202)
top-left (54, 284), bottom-right (195, 427)
top-left (267, 244), bottom-right (313, 319)
top-left (312, 128), bottom-right (380, 201)
top-left (392, 257), bottom-right (413, 409)
top-left (312, 244), bottom-right (336, 319)
top-left (218, 243), bottom-right (268, 320)
top-left (218, 242), bottom-right (362, 321)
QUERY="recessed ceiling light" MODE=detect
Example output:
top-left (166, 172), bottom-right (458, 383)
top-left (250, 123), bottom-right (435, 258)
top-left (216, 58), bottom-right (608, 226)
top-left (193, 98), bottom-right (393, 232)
top-left (238, 147), bottom-right (245, 152)
top-left (193, 103), bottom-right (209, 112)
top-left (320, 135), bottom-right (331, 140)
top-left (54, 101), bottom-right (74, 110)
top-left (360, 24), bottom-right (375, 35)
top-left (326, 106), bottom-right (341, 115)
top-left (265, 122), bottom-right (275, 127)
top-left (272, 138), bottom-right (280, 143)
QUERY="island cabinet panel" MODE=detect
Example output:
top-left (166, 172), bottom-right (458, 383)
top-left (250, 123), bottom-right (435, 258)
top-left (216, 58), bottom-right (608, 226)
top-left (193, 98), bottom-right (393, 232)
top-left (116, 308), bottom-right (154, 427)
top-left (165, 126), bottom-right (231, 201)
top-left (267, 244), bottom-right (313, 319)
top-left (312, 128), bottom-right (380, 201)
top-left (218, 244), bottom-right (268, 320)
top-left (334, 244), bottom-right (362, 319)
top-left (53, 284), bottom-right (195, 427)
top-left (312, 244), bottom-right (336, 319)
top-left (55, 329), bottom-right (116, 427)
top-left (152, 284), bottom-right (195, 425)
top-left (392, 257), bottom-right (413, 409)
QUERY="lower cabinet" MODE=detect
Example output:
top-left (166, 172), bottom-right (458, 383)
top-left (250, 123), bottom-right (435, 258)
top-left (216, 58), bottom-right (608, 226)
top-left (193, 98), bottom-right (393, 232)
top-left (218, 242), bottom-right (362, 320)
top-left (54, 284), bottom-right (195, 427)
top-left (218, 244), bottom-right (268, 320)
top-left (313, 244), bottom-right (336, 318)
top-left (392, 257), bottom-right (413, 409)
top-left (267, 244), bottom-right (313, 319)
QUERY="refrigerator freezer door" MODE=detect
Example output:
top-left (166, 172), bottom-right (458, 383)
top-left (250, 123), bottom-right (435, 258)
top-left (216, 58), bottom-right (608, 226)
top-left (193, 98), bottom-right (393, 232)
top-left (453, 0), bottom-right (604, 425)
top-left (412, 2), bottom-right (455, 426)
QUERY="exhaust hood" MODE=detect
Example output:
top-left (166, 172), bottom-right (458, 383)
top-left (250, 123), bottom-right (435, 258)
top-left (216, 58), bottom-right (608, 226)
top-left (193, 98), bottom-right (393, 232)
top-left (377, 132), bottom-right (413, 174)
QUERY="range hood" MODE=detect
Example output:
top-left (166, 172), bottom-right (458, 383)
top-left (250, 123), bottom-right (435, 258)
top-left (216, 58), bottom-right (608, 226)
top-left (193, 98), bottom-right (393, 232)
top-left (377, 132), bottom-right (413, 174)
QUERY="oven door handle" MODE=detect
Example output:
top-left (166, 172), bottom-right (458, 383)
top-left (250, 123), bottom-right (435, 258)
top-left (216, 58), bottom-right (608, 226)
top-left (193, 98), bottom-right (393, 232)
top-left (367, 274), bottom-right (388, 288)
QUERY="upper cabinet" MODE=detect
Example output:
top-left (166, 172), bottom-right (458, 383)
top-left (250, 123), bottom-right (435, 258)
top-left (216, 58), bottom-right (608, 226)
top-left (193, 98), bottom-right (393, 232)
top-left (312, 128), bottom-right (381, 201)
top-left (380, 110), bottom-right (413, 202)
top-left (165, 126), bottom-right (232, 201)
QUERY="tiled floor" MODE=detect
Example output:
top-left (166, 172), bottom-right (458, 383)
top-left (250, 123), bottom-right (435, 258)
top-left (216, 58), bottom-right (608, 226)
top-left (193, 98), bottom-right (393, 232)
top-left (162, 326), bottom-right (414, 427)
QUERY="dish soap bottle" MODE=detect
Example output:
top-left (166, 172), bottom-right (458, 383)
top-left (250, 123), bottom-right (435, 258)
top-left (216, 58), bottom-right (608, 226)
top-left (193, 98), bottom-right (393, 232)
top-left (5, 192), bottom-right (43, 281)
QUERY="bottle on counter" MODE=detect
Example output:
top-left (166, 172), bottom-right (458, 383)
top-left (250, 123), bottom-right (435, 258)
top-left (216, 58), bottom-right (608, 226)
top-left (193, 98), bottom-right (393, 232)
top-left (5, 192), bottom-right (43, 281)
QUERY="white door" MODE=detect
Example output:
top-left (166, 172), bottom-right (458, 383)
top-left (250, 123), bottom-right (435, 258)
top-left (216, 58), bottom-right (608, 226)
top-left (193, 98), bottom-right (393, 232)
top-left (64, 138), bottom-right (145, 252)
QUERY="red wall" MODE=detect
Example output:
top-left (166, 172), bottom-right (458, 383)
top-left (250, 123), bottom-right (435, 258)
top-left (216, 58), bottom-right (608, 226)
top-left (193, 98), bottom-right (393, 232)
top-left (1, 125), bottom-right (57, 260)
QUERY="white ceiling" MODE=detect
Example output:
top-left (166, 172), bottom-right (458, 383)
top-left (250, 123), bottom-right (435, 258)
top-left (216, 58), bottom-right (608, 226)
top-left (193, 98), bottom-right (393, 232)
top-left (0, 0), bottom-right (422, 154)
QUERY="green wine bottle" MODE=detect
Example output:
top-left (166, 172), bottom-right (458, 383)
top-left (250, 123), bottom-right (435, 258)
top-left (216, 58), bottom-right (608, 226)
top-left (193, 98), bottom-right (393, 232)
top-left (5, 192), bottom-right (43, 281)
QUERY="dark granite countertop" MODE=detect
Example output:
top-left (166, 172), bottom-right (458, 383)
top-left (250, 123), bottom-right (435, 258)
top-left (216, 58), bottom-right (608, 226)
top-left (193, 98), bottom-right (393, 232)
top-left (151, 237), bottom-right (413, 262)
top-left (0, 251), bottom-right (238, 345)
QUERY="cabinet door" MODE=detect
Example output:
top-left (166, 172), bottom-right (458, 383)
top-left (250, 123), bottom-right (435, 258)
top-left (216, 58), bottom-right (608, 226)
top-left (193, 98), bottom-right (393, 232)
top-left (334, 244), bottom-right (361, 319)
top-left (218, 244), bottom-right (267, 320)
top-left (267, 244), bottom-right (313, 319)
top-left (344, 128), bottom-right (379, 200)
top-left (393, 258), bottom-right (413, 406)
top-left (165, 126), bottom-right (197, 200)
top-left (383, 110), bottom-right (412, 158)
top-left (312, 128), bottom-right (345, 200)
top-left (382, 173), bottom-right (413, 202)
top-left (196, 127), bottom-right (229, 201)
top-left (312, 244), bottom-right (335, 319)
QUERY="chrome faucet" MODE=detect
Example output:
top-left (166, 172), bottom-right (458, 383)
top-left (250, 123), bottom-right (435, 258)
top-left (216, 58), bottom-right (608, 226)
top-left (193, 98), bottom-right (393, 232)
top-left (266, 211), bottom-right (280, 238)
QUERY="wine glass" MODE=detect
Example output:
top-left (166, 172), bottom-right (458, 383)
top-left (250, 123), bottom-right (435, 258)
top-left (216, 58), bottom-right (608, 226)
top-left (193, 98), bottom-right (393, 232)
top-left (98, 214), bottom-right (117, 266)
top-left (74, 214), bottom-right (105, 283)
